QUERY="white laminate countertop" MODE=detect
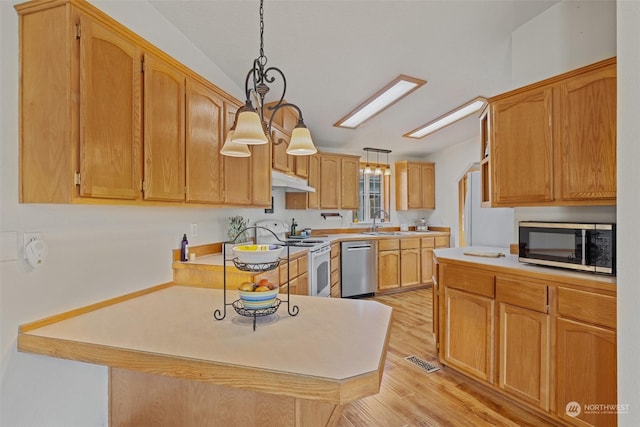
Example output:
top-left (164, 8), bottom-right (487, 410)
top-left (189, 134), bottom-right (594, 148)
top-left (434, 246), bottom-right (616, 286)
top-left (19, 286), bottom-right (392, 382)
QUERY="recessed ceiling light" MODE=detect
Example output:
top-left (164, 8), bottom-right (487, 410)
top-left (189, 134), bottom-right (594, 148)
top-left (334, 75), bottom-right (427, 129)
top-left (404, 97), bottom-right (487, 139)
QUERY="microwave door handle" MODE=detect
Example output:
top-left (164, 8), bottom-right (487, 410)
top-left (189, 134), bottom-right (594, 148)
top-left (581, 229), bottom-right (587, 265)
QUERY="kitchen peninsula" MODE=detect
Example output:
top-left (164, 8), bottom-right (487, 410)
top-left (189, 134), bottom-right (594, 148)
top-left (18, 284), bottom-right (392, 426)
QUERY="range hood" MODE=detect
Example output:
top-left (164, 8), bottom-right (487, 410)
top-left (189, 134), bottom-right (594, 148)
top-left (271, 170), bottom-right (316, 193)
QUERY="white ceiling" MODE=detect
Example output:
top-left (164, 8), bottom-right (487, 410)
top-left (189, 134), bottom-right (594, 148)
top-left (149, 0), bottom-right (560, 160)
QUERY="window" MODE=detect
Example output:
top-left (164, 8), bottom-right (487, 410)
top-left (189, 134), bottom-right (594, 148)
top-left (355, 166), bottom-right (391, 223)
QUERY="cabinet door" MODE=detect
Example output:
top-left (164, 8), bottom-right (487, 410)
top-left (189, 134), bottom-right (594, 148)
top-left (271, 128), bottom-right (291, 172)
top-left (491, 87), bottom-right (553, 205)
top-left (443, 288), bottom-right (494, 383)
top-left (556, 318), bottom-right (617, 427)
top-left (185, 79), bottom-right (224, 204)
top-left (223, 103), bottom-right (252, 205)
top-left (143, 54), bottom-right (185, 201)
top-left (378, 250), bottom-right (400, 291)
top-left (421, 247), bottom-right (434, 285)
top-left (421, 163), bottom-right (435, 209)
top-left (295, 155), bottom-right (309, 179)
top-left (432, 256), bottom-right (440, 343)
top-left (340, 156), bottom-right (360, 209)
top-left (297, 272), bottom-right (309, 296)
top-left (558, 64), bottom-right (616, 202)
top-left (79, 15), bottom-right (141, 200)
top-left (320, 154), bottom-right (340, 208)
top-left (407, 163), bottom-right (423, 209)
top-left (400, 248), bottom-right (420, 287)
top-left (307, 154), bottom-right (321, 209)
top-left (251, 141), bottom-right (272, 206)
top-left (499, 303), bottom-right (550, 411)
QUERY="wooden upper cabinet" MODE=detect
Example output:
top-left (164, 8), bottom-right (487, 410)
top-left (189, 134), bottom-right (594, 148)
top-left (490, 86), bottom-right (554, 206)
top-left (142, 53), bottom-right (186, 201)
top-left (395, 161), bottom-right (435, 210)
top-left (319, 154), bottom-right (340, 209)
top-left (251, 142), bottom-right (272, 207)
top-left (558, 63), bottom-right (617, 202)
top-left (340, 155), bottom-right (360, 210)
top-left (223, 102), bottom-right (252, 205)
top-left (295, 155), bottom-right (309, 179)
top-left (317, 153), bottom-right (360, 209)
top-left (16, 4), bottom-right (143, 203)
top-left (307, 154), bottom-right (321, 209)
top-left (271, 128), bottom-right (293, 173)
top-left (79, 15), bottom-right (141, 200)
top-left (487, 57), bottom-right (616, 207)
top-left (185, 79), bottom-right (224, 204)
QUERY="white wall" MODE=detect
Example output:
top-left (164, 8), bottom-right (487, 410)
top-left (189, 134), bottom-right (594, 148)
top-left (0, 1), bottom-right (260, 426)
top-left (426, 137), bottom-right (478, 247)
top-left (617, 1), bottom-right (640, 424)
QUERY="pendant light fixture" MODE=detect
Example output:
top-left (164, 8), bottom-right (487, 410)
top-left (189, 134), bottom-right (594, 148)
top-left (221, 0), bottom-right (317, 156)
top-left (384, 151), bottom-right (392, 176)
top-left (363, 147), bottom-right (391, 176)
top-left (363, 149), bottom-right (372, 175)
top-left (374, 151), bottom-right (383, 175)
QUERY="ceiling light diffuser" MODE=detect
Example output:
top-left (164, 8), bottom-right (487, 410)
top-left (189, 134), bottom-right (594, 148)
top-left (404, 97), bottom-right (487, 139)
top-left (335, 75), bottom-right (427, 129)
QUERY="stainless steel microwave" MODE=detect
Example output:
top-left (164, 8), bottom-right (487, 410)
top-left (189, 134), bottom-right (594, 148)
top-left (518, 222), bottom-right (616, 275)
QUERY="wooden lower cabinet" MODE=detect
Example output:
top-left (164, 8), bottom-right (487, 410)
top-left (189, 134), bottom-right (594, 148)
top-left (400, 238), bottom-right (420, 287)
top-left (377, 239), bottom-right (400, 291)
top-left (556, 318), bottom-right (617, 427)
top-left (330, 243), bottom-right (341, 297)
top-left (498, 303), bottom-right (550, 410)
top-left (279, 255), bottom-right (308, 296)
top-left (437, 258), bottom-right (617, 427)
top-left (443, 287), bottom-right (495, 383)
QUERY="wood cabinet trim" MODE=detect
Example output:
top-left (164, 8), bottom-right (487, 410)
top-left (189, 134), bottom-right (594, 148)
top-left (488, 57), bottom-right (616, 103)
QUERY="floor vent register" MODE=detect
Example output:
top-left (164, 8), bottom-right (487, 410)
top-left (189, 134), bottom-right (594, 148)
top-left (404, 355), bottom-right (440, 373)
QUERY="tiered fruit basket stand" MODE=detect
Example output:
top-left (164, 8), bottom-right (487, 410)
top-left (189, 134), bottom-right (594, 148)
top-left (213, 226), bottom-right (299, 330)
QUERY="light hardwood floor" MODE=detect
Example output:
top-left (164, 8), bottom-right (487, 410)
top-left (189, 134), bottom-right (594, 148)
top-left (337, 288), bottom-right (559, 427)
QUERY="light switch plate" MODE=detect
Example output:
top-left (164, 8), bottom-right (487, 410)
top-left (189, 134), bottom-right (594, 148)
top-left (0, 231), bottom-right (18, 262)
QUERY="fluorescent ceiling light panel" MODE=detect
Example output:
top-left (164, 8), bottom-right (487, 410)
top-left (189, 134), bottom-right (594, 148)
top-left (335, 75), bottom-right (427, 129)
top-left (404, 97), bottom-right (487, 139)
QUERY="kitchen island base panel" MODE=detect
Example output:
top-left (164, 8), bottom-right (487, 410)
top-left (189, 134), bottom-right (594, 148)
top-left (110, 368), bottom-right (343, 427)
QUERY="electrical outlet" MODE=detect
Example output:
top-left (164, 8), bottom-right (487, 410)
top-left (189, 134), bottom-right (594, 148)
top-left (190, 223), bottom-right (198, 237)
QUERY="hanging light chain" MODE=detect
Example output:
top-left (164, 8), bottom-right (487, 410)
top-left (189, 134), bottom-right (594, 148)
top-left (258, 0), bottom-right (266, 67)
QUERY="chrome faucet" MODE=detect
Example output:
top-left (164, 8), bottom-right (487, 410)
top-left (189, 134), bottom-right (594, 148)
top-left (371, 209), bottom-right (390, 233)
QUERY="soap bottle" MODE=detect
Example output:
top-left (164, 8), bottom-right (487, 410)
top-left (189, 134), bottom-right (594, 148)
top-left (180, 234), bottom-right (189, 262)
top-left (291, 218), bottom-right (297, 236)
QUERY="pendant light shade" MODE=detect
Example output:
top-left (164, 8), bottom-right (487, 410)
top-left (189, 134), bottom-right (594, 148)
top-left (287, 126), bottom-right (317, 155)
top-left (374, 165), bottom-right (383, 175)
top-left (232, 109), bottom-right (268, 145)
top-left (220, 130), bottom-right (251, 157)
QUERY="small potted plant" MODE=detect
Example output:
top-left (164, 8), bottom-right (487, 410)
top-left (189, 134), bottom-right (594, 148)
top-left (227, 215), bottom-right (250, 242)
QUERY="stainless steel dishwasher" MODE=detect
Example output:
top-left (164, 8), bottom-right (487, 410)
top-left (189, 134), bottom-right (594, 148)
top-left (341, 240), bottom-right (377, 298)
